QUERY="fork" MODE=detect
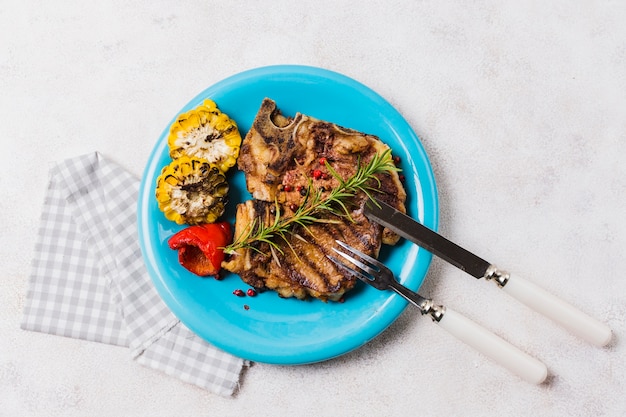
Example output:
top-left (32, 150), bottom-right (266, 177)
top-left (330, 240), bottom-right (548, 384)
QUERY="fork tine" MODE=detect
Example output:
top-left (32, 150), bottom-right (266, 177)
top-left (334, 240), bottom-right (386, 271)
top-left (327, 254), bottom-right (371, 282)
top-left (331, 248), bottom-right (380, 278)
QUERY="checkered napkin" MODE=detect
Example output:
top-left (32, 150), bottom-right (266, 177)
top-left (21, 152), bottom-right (245, 396)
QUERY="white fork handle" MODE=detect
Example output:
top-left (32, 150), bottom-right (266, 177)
top-left (502, 275), bottom-right (612, 347)
top-left (436, 307), bottom-right (548, 384)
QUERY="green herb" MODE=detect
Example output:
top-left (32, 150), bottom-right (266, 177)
top-left (224, 149), bottom-right (400, 255)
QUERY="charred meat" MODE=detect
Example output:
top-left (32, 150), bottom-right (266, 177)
top-left (222, 98), bottom-right (406, 301)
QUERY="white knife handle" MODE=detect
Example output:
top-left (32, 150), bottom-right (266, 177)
top-left (500, 274), bottom-right (612, 347)
top-left (435, 307), bottom-right (548, 384)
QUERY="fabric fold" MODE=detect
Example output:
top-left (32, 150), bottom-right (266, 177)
top-left (21, 152), bottom-right (245, 396)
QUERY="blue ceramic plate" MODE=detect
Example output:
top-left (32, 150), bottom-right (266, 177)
top-left (137, 65), bottom-right (438, 364)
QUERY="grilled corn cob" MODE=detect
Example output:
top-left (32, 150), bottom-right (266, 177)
top-left (168, 99), bottom-right (241, 173)
top-left (155, 156), bottom-right (229, 225)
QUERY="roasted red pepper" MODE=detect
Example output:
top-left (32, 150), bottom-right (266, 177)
top-left (168, 222), bottom-right (232, 277)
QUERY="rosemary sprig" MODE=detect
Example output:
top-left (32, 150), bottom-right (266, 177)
top-left (224, 149), bottom-right (400, 255)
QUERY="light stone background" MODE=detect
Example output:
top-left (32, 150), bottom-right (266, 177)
top-left (2, 1), bottom-right (625, 416)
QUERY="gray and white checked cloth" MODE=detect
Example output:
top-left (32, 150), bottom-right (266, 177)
top-left (21, 152), bottom-right (246, 396)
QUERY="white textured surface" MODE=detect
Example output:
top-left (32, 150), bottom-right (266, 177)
top-left (2, 1), bottom-right (626, 416)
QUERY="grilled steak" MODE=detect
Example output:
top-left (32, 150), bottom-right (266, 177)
top-left (224, 199), bottom-right (382, 300)
top-left (222, 98), bottom-right (406, 301)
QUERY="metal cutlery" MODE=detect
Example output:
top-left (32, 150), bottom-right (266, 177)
top-left (363, 198), bottom-right (612, 347)
top-left (329, 240), bottom-right (548, 384)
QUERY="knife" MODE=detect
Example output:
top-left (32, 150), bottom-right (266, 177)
top-left (364, 198), bottom-right (612, 347)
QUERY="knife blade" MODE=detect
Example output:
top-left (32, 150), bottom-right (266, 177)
top-left (363, 198), bottom-right (491, 279)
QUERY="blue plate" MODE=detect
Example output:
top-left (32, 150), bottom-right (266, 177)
top-left (137, 65), bottom-right (438, 364)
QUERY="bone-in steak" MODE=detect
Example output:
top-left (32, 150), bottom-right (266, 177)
top-left (222, 98), bottom-right (406, 301)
